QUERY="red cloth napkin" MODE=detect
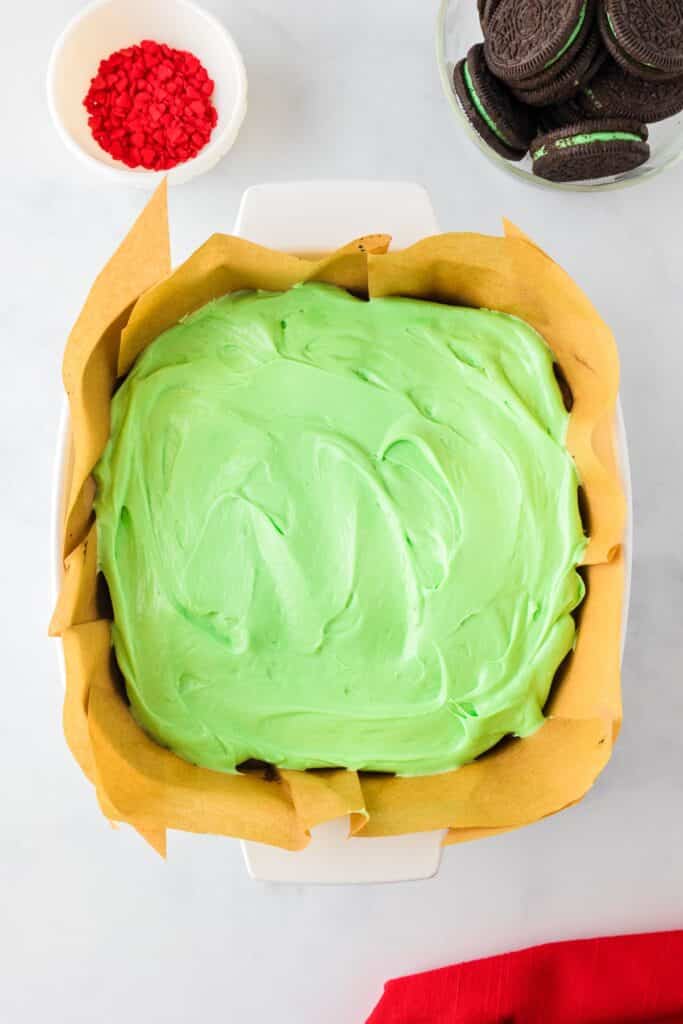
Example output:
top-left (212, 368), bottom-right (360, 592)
top-left (366, 931), bottom-right (683, 1024)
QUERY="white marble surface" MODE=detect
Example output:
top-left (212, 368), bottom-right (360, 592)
top-left (2, 1), bottom-right (683, 1021)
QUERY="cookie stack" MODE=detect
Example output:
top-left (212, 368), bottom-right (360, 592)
top-left (454, 0), bottom-right (683, 182)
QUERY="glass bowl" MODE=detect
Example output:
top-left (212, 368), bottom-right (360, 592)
top-left (436, 0), bottom-right (683, 191)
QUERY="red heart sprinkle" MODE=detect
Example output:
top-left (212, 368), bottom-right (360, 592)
top-left (84, 41), bottom-right (218, 170)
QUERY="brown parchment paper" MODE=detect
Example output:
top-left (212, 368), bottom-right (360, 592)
top-left (50, 182), bottom-right (625, 854)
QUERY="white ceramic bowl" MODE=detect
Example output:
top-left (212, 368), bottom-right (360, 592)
top-left (47, 0), bottom-right (248, 187)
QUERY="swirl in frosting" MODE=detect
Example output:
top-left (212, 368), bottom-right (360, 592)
top-left (95, 282), bottom-right (586, 776)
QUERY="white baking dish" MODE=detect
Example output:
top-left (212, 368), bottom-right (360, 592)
top-left (52, 180), bottom-right (632, 883)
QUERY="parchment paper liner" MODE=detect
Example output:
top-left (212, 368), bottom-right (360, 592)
top-left (50, 182), bottom-right (625, 855)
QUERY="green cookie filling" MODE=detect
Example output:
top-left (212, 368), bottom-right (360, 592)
top-left (533, 131), bottom-right (643, 159)
top-left (462, 62), bottom-right (515, 148)
top-left (544, 1), bottom-right (587, 69)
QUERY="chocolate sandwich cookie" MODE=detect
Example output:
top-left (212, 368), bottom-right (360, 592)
top-left (453, 44), bottom-right (537, 161)
top-left (477, 0), bottom-right (501, 30)
top-left (484, 0), bottom-right (594, 84)
top-left (537, 97), bottom-right (587, 130)
top-left (605, 0), bottom-right (683, 76)
top-left (598, 1), bottom-right (683, 81)
top-left (511, 27), bottom-right (606, 107)
top-left (531, 117), bottom-right (649, 181)
top-left (579, 56), bottom-right (683, 123)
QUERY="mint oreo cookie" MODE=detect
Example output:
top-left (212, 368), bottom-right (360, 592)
top-left (511, 26), bottom-right (605, 106)
top-left (605, 0), bottom-right (683, 75)
top-left (453, 44), bottom-right (537, 160)
top-left (484, 0), bottom-right (594, 83)
top-left (531, 117), bottom-right (649, 181)
top-left (478, 0), bottom-right (501, 31)
top-left (598, 0), bottom-right (683, 80)
top-left (579, 56), bottom-right (683, 122)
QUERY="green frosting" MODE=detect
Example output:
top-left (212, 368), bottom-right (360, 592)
top-left (463, 62), bottom-right (511, 147)
top-left (533, 131), bottom-right (643, 159)
top-left (544, 1), bottom-right (587, 68)
top-left (95, 283), bottom-right (586, 777)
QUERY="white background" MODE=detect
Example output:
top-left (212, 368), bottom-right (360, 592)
top-left (2, 1), bottom-right (683, 1021)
